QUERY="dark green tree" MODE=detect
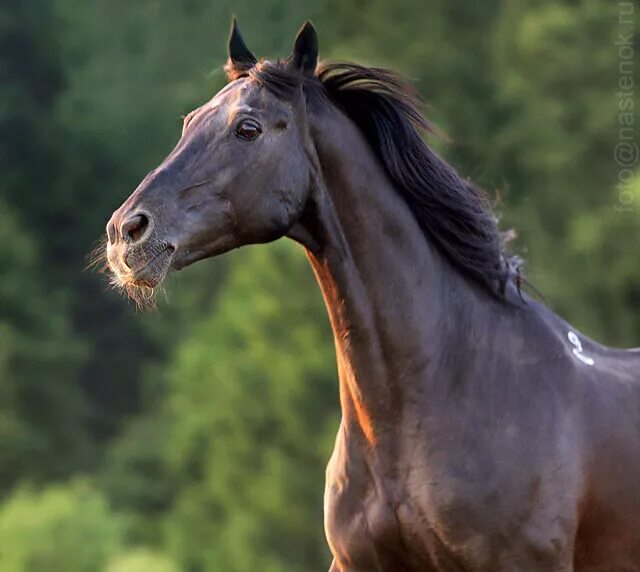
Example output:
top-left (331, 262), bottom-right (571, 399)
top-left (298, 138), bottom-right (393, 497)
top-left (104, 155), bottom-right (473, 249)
top-left (160, 243), bottom-right (337, 572)
top-left (0, 201), bottom-right (88, 491)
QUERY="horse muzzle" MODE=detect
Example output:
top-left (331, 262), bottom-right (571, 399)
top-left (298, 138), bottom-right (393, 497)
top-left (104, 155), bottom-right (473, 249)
top-left (106, 209), bottom-right (175, 288)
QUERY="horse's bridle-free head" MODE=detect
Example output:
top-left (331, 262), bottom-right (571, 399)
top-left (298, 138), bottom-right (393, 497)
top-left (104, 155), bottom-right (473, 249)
top-left (105, 20), bottom-right (319, 304)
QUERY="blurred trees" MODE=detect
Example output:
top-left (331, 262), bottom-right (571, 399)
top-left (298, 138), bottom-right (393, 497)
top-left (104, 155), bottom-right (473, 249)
top-left (0, 0), bottom-right (637, 570)
top-left (160, 243), bottom-right (336, 571)
top-left (0, 481), bottom-right (123, 571)
top-left (0, 1), bottom-right (87, 490)
top-left (0, 202), bottom-right (87, 490)
top-left (106, 549), bottom-right (179, 572)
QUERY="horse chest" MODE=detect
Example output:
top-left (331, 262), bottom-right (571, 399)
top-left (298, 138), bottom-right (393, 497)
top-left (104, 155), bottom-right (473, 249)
top-left (324, 440), bottom-right (393, 569)
top-left (324, 426), bottom-right (577, 571)
top-left (324, 429), bottom-right (437, 571)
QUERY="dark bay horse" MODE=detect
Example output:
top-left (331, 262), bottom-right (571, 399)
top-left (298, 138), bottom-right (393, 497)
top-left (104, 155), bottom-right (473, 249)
top-left (105, 20), bottom-right (640, 571)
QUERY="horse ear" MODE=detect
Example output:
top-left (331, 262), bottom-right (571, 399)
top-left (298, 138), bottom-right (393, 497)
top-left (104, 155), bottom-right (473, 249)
top-left (226, 17), bottom-right (257, 80)
top-left (290, 21), bottom-right (318, 76)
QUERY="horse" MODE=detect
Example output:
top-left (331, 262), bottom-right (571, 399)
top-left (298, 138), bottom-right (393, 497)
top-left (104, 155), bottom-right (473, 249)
top-left (104, 19), bottom-right (640, 571)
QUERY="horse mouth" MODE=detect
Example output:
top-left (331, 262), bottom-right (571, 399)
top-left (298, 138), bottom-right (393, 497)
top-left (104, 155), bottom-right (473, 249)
top-left (118, 245), bottom-right (175, 288)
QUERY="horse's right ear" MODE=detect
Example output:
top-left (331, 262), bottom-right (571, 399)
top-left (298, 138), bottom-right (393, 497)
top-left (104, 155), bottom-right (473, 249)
top-left (290, 21), bottom-right (318, 76)
top-left (225, 17), bottom-right (257, 81)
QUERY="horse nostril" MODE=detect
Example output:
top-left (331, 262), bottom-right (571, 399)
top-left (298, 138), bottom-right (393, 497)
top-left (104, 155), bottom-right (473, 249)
top-left (120, 213), bottom-right (150, 244)
top-left (106, 220), bottom-right (117, 245)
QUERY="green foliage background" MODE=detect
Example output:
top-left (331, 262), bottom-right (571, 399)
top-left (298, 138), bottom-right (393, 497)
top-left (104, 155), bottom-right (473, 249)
top-left (0, 0), bottom-right (637, 570)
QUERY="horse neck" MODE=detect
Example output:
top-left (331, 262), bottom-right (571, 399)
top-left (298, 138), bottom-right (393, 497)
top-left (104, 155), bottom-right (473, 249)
top-left (298, 103), bottom-right (486, 449)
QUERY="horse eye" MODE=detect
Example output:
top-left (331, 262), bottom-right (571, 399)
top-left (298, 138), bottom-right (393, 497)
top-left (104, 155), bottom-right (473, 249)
top-left (235, 119), bottom-right (262, 141)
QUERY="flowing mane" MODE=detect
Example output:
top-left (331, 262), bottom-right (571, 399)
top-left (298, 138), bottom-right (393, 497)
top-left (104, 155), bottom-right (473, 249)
top-left (249, 60), bottom-right (522, 300)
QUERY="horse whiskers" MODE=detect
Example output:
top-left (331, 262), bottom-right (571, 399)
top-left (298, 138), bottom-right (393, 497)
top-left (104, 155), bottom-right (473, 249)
top-left (86, 236), bottom-right (110, 274)
top-left (115, 277), bottom-right (164, 311)
top-left (124, 282), bottom-right (160, 311)
top-left (87, 235), bottom-right (164, 310)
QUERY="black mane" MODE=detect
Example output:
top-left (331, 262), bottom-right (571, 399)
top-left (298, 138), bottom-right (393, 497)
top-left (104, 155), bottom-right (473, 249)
top-left (251, 60), bottom-right (522, 299)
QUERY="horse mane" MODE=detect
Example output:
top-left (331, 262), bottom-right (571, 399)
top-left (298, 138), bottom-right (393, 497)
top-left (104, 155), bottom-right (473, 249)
top-left (250, 60), bottom-right (523, 300)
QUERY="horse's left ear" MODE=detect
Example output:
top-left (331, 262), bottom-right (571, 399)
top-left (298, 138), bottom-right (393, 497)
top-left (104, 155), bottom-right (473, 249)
top-left (290, 21), bottom-right (318, 76)
top-left (226, 17), bottom-right (257, 80)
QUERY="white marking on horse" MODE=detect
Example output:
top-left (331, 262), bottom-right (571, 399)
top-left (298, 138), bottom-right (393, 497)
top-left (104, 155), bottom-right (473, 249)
top-left (568, 331), bottom-right (595, 366)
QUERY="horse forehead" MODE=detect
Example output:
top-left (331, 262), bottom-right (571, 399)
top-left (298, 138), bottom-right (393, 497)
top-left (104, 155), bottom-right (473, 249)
top-left (211, 79), bottom-right (281, 113)
top-left (211, 78), bottom-right (248, 102)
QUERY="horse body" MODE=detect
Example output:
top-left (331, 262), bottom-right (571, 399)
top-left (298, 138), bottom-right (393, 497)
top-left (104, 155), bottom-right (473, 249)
top-left (104, 20), bottom-right (640, 570)
top-left (323, 307), bottom-right (640, 571)
top-left (305, 98), bottom-right (640, 571)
